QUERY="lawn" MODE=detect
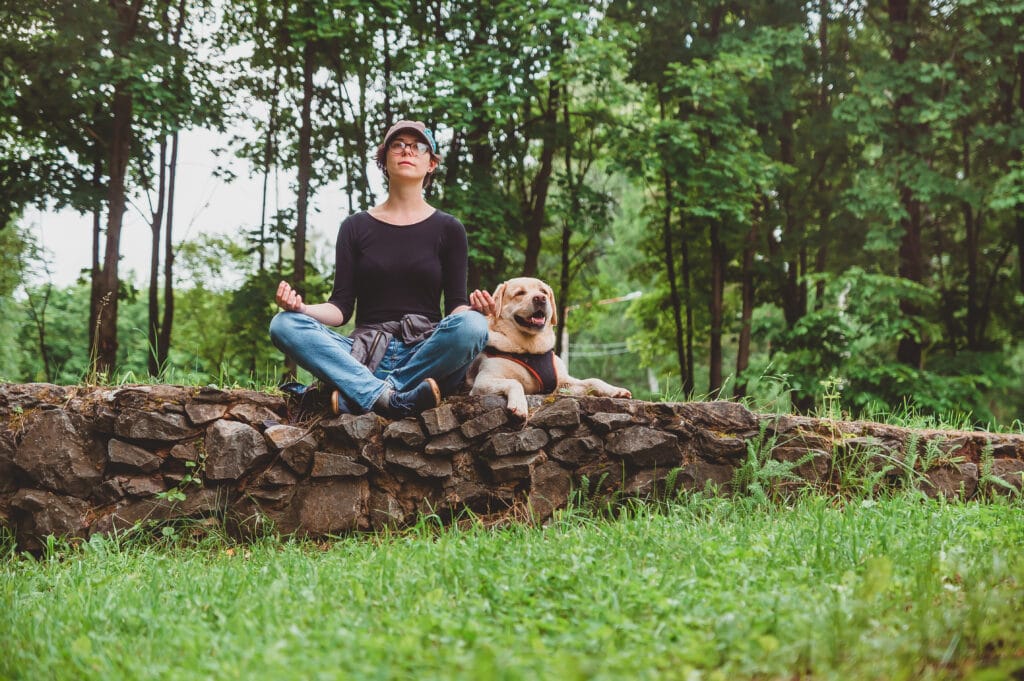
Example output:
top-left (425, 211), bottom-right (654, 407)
top-left (2, 494), bottom-right (1023, 680)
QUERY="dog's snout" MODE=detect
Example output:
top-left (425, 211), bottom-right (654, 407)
top-left (532, 295), bottom-right (547, 307)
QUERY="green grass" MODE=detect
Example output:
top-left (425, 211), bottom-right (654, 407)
top-left (2, 495), bottom-right (1024, 680)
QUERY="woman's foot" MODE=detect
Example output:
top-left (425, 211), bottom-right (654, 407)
top-left (375, 378), bottom-right (441, 419)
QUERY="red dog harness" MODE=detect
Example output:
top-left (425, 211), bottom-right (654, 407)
top-left (483, 347), bottom-right (559, 394)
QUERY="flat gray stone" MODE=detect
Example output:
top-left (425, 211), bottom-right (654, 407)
top-left (421, 403), bottom-right (459, 436)
top-left (606, 426), bottom-right (681, 467)
top-left (530, 399), bottom-right (581, 428)
top-left (461, 409), bottom-right (508, 439)
top-left (311, 452), bottom-right (369, 478)
top-left (204, 420), bottom-right (270, 480)
top-left (383, 419), bottom-right (427, 447)
top-left (490, 428), bottom-right (549, 457)
top-left (107, 439), bottom-right (163, 473)
top-left (425, 431), bottom-right (469, 456)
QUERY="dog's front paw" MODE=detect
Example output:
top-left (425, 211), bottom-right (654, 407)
top-left (611, 386), bottom-right (632, 399)
top-left (508, 394), bottom-right (529, 419)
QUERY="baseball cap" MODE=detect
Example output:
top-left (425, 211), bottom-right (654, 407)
top-left (380, 120), bottom-right (437, 154)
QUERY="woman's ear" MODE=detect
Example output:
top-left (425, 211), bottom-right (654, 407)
top-left (543, 283), bottom-right (558, 326)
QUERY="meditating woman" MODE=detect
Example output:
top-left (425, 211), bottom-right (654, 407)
top-left (269, 119), bottom-right (494, 418)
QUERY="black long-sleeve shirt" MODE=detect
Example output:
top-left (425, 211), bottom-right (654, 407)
top-left (327, 210), bottom-right (470, 326)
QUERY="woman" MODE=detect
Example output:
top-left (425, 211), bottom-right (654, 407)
top-left (269, 119), bottom-right (494, 418)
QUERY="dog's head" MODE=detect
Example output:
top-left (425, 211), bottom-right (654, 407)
top-left (489, 277), bottom-right (557, 353)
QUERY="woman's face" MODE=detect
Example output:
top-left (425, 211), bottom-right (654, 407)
top-left (385, 134), bottom-right (438, 183)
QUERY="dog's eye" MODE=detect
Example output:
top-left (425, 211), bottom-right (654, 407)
top-left (513, 289), bottom-right (526, 297)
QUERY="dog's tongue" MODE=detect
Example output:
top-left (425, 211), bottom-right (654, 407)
top-left (529, 314), bottom-right (546, 326)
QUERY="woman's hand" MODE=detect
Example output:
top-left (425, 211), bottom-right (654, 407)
top-left (469, 289), bottom-right (496, 317)
top-left (275, 280), bottom-right (305, 313)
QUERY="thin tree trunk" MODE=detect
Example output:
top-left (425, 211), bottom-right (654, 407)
top-left (708, 220), bottom-right (724, 395)
top-left (735, 221), bottom-right (758, 398)
top-left (294, 37), bottom-right (313, 299)
top-left (962, 128), bottom-right (979, 350)
top-left (147, 138), bottom-right (167, 376)
top-left (681, 231), bottom-right (695, 396)
top-left (522, 81), bottom-right (560, 277)
top-left (662, 169), bottom-right (687, 391)
top-left (89, 156), bottom-right (102, 354)
top-left (158, 130), bottom-right (178, 368)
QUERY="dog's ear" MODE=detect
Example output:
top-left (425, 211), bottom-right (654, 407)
top-left (491, 282), bottom-right (507, 317)
top-left (543, 283), bottom-right (558, 326)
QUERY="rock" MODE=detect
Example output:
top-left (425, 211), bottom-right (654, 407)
top-left (251, 464), bottom-right (300, 487)
top-left (548, 436), bottom-right (603, 466)
top-left (987, 459), bottom-right (1024, 495)
top-left (772, 446), bottom-right (832, 484)
top-left (675, 401), bottom-right (758, 433)
top-left (227, 402), bottom-right (280, 426)
top-left (184, 402), bottom-right (228, 425)
top-left (384, 446), bottom-right (453, 478)
top-left (14, 409), bottom-right (104, 498)
top-left (322, 413), bottom-right (383, 444)
top-left (587, 412), bottom-right (635, 435)
top-left (922, 463), bottom-right (978, 500)
top-left (530, 399), bottom-right (581, 429)
top-left (677, 461), bottom-right (736, 492)
top-left (383, 419), bottom-right (426, 447)
top-left (368, 489), bottom-right (405, 529)
top-left (264, 424), bottom-right (317, 451)
top-left (110, 474), bottom-right (166, 497)
top-left (294, 479), bottom-right (368, 534)
top-left (169, 442), bottom-right (202, 461)
top-left (694, 432), bottom-right (749, 462)
top-left (529, 461), bottom-right (570, 519)
top-left (421, 403), bottom-right (459, 436)
top-left (359, 442), bottom-right (386, 472)
top-left (311, 452), bottom-right (369, 478)
top-left (113, 409), bottom-right (201, 441)
top-left (107, 439), bottom-right (163, 473)
top-left (204, 420), bottom-right (270, 480)
top-left (605, 427), bottom-right (681, 467)
top-left (461, 409), bottom-right (508, 439)
top-left (489, 428), bottom-right (549, 457)
top-left (11, 489), bottom-right (90, 548)
top-left (425, 431), bottom-right (468, 456)
top-left (486, 451), bottom-right (546, 483)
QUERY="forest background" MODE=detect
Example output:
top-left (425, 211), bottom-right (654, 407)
top-left (2, 0), bottom-right (1023, 427)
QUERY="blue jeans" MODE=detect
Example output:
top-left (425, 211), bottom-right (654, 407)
top-left (269, 310), bottom-right (489, 413)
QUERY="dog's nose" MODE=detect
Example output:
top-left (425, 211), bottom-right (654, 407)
top-left (532, 295), bottom-right (547, 307)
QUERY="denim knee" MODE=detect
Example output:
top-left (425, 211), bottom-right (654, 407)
top-left (445, 310), bottom-right (490, 354)
top-left (269, 310), bottom-right (307, 351)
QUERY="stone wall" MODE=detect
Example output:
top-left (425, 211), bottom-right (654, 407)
top-left (1, 383), bottom-right (1022, 550)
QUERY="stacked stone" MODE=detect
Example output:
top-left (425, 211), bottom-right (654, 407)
top-left (0, 383), bottom-right (1022, 550)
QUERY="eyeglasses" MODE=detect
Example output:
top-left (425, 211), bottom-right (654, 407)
top-left (388, 140), bottom-right (430, 155)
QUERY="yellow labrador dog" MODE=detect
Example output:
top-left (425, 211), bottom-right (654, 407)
top-left (467, 277), bottom-right (632, 417)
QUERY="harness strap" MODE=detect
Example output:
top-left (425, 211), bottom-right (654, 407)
top-left (483, 347), bottom-right (558, 394)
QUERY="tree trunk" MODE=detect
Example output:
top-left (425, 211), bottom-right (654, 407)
top-left (147, 138), bottom-right (167, 376)
top-left (889, 0), bottom-right (925, 368)
top-left (961, 128), bottom-right (980, 350)
top-left (708, 220), bottom-right (724, 395)
top-left (681, 229), bottom-right (695, 396)
top-left (735, 221), bottom-right (758, 398)
top-left (158, 130), bottom-right (178, 369)
top-left (661, 164), bottom-right (687, 391)
top-left (522, 81), bottom-right (560, 277)
top-left (93, 0), bottom-right (145, 377)
top-left (294, 37), bottom-right (314, 299)
top-left (89, 156), bottom-right (102, 355)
